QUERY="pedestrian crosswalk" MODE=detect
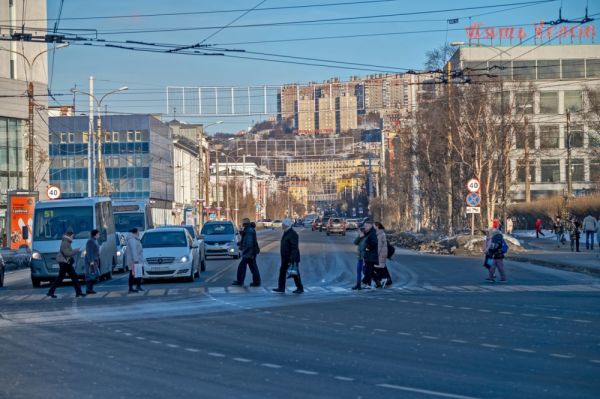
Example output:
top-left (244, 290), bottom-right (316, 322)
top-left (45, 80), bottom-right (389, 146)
top-left (1, 283), bottom-right (600, 302)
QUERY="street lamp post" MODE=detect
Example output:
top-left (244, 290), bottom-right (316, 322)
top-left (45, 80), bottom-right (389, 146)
top-left (0, 43), bottom-right (69, 191)
top-left (71, 85), bottom-right (128, 196)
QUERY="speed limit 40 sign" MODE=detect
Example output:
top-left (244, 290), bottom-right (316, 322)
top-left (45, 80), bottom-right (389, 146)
top-left (47, 185), bottom-right (61, 200)
top-left (466, 178), bottom-right (481, 193)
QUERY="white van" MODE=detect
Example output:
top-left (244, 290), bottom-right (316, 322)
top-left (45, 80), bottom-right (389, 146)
top-left (30, 197), bottom-right (117, 287)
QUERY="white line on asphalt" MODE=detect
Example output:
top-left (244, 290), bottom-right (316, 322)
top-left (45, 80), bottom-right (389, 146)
top-left (443, 305), bottom-right (454, 308)
top-left (547, 316), bottom-right (563, 320)
top-left (423, 336), bottom-right (439, 340)
top-left (208, 352), bottom-right (226, 358)
top-left (136, 336), bottom-right (146, 340)
top-left (513, 348), bottom-right (535, 353)
top-left (376, 384), bottom-right (480, 399)
top-left (353, 325), bottom-right (366, 329)
top-left (185, 348), bottom-right (201, 353)
top-left (573, 319), bottom-right (592, 323)
top-left (261, 363), bottom-right (282, 369)
top-left (334, 376), bottom-right (355, 381)
top-left (459, 307), bottom-right (472, 310)
top-left (233, 357), bottom-right (252, 363)
top-left (374, 329), bottom-right (388, 333)
top-left (499, 311), bottom-right (513, 315)
top-left (550, 353), bottom-right (574, 359)
top-left (451, 339), bottom-right (468, 344)
top-left (480, 344), bottom-right (500, 348)
top-left (398, 332), bottom-right (412, 336)
top-left (478, 309), bottom-right (492, 313)
top-left (124, 332), bottom-right (132, 336)
top-left (521, 313), bottom-right (536, 317)
top-left (150, 340), bottom-right (162, 344)
top-left (295, 369), bottom-right (319, 375)
top-left (589, 359), bottom-right (600, 364)
top-left (167, 344), bottom-right (180, 348)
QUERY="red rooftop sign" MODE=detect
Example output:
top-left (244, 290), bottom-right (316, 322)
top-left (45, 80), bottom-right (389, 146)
top-left (465, 21), bottom-right (596, 44)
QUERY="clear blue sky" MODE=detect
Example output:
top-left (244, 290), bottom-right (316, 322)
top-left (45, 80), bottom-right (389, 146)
top-left (46, 0), bottom-right (595, 133)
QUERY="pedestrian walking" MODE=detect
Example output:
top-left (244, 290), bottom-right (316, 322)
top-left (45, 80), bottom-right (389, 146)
top-left (351, 227), bottom-right (367, 290)
top-left (582, 214), bottom-right (597, 251)
top-left (374, 222), bottom-right (393, 288)
top-left (569, 219), bottom-right (581, 252)
top-left (361, 221), bottom-right (378, 288)
top-left (483, 229), bottom-right (494, 271)
top-left (126, 227), bottom-right (144, 293)
top-left (272, 218), bottom-right (304, 294)
top-left (232, 218), bottom-right (261, 287)
top-left (553, 216), bottom-right (565, 247)
top-left (506, 218), bottom-right (514, 235)
top-left (534, 218), bottom-right (544, 238)
top-left (47, 229), bottom-right (85, 298)
top-left (84, 229), bottom-right (101, 294)
top-left (485, 229), bottom-right (507, 283)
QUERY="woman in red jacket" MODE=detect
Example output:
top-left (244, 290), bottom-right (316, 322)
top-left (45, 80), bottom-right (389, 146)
top-left (535, 219), bottom-right (544, 238)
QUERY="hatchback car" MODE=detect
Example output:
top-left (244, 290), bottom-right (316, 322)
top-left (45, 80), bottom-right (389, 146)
top-left (200, 221), bottom-right (241, 259)
top-left (271, 220), bottom-right (283, 229)
top-left (327, 218), bottom-right (346, 236)
top-left (345, 219), bottom-right (360, 230)
top-left (140, 228), bottom-right (200, 282)
top-left (160, 225), bottom-right (206, 272)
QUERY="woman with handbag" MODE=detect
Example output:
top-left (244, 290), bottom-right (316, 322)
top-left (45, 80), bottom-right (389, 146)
top-left (84, 229), bottom-right (101, 294)
top-left (47, 229), bottom-right (85, 298)
top-left (273, 219), bottom-right (303, 294)
top-left (126, 228), bottom-right (144, 293)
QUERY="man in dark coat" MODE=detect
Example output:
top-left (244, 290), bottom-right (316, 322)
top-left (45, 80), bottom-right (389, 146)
top-left (273, 218), bottom-right (303, 294)
top-left (361, 220), bottom-right (378, 288)
top-left (84, 229), bottom-right (101, 294)
top-left (232, 218), bottom-right (261, 287)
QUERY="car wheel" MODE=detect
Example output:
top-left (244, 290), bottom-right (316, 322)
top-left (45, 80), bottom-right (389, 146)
top-left (31, 277), bottom-right (41, 288)
top-left (186, 268), bottom-right (195, 282)
top-left (200, 259), bottom-right (206, 272)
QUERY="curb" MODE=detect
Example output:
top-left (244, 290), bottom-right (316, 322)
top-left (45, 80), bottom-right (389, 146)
top-left (507, 256), bottom-right (600, 277)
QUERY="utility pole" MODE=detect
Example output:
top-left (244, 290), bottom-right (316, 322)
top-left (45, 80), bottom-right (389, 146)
top-left (566, 110), bottom-right (572, 197)
top-left (88, 76), bottom-right (94, 197)
top-left (216, 153), bottom-right (221, 219)
top-left (411, 73), bottom-right (420, 232)
top-left (524, 116), bottom-right (531, 203)
top-left (27, 81), bottom-right (34, 191)
top-left (380, 127), bottom-right (386, 223)
top-left (500, 81), bottom-right (510, 231)
top-left (225, 161), bottom-right (230, 220)
top-left (197, 129), bottom-right (204, 227)
top-left (96, 108), bottom-right (105, 195)
top-left (446, 61), bottom-right (453, 236)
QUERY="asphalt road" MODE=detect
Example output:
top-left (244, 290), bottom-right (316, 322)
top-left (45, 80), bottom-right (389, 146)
top-left (1, 227), bottom-right (599, 399)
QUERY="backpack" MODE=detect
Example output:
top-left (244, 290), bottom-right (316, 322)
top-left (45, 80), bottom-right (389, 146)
top-left (387, 242), bottom-right (395, 259)
top-left (501, 241), bottom-right (509, 254)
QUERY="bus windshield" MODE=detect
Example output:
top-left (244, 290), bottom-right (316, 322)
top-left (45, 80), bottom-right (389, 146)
top-left (114, 212), bottom-right (146, 233)
top-left (33, 207), bottom-right (93, 241)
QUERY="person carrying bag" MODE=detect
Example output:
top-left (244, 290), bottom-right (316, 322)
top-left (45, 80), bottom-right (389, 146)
top-left (84, 229), bottom-right (101, 294)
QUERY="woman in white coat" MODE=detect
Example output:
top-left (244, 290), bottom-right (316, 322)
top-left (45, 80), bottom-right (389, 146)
top-left (374, 222), bottom-right (393, 288)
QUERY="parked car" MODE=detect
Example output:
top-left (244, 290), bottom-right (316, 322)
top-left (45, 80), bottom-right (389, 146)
top-left (140, 227), bottom-right (200, 282)
top-left (262, 219), bottom-right (273, 229)
top-left (312, 218), bottom-right (323, 231)
top-left (114, 233), bottom-right (127, 272)
top-left (200, 221), bottom-right (241, 259)
top-left (271, 220), bottom-right (283, 229)
top-left (1, 246), bottom-right (31, 270)
top-left (326, 218), bottom-right (346, 236)
top-left (303, 214), bottom-right (318, 228)
top-left (345, 218), bottom-right (360, 230)
top-left (0, 253), bottom-right (5, 287)
top-left (160, 225), bottom-right (206, 272)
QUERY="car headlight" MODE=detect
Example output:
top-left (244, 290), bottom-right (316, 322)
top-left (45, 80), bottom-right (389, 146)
top-left (116, 250), bottom-right (122, 257)
top-left (32, 251), bottom-right (42, 260)
top-left (179, 256), bottom-right (189, 263)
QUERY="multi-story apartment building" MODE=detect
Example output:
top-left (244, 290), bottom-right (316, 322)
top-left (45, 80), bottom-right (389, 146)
top-left (49, 114), bottom-right (175, 224)
top-left (317, 95), bottom-right (336, 134)
top-left (0, 0), bottom-right (49, 202)
top-left (337, 93), bottom-right (358, 132)
top-left (296, 96), bottom-right (316, 134)
top-left (448, 44), bottom-right (600, 200)
top-left (286, 158), bottom-right (380, 181)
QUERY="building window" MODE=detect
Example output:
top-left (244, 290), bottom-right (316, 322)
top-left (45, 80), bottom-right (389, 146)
top-left (566, 125), bottom-right (584, 148)
top-left (105, 132), bottom-right (111, 143)
top-left (127, 131), bottom-right (134, 142)
top-left (135, 131), bottom-right (142, 142)
top-left (562, 59), bottom-right (585, 79)
top-left (515, 92), bottom-right (534, 114)
top-left (513, 60), bottom-right (536, 81)
top-left (83, 132), bottom-right (89, 143)
top-left (489, 61), bottom-right (511, 79)
top-left (589, 129), bottom-right (600, 147)
top-left (112, 132), bottom-right (119, 142)
top-left (541, 159), bottom-right (561, 182)
top-left (515, 124), bottom-right (535, 150)
top-left (564, 91), bottom-right (583, 113)
top-left (516, 159), bottom-right (535, 183)
top-left (60, 133), bottom-right (67, 144)
top-left (587, 59), bottom-right (600, 78)
top-left (492, 91), bottom-right (510, 115)
top-left (539, 92), bottom-right (559, 114)
top-left (537, 60), bottom-right (560, 79)
top-left (539, 125), bottom-right (559, 149)
top-left (591, 160), bottom-right (600, 182)
top-left (570, 159), bottom-right (585, 182)
top-left (68, 133), bottom-right (75, 143)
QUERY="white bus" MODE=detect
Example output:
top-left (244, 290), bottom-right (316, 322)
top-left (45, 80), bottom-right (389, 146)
top-left (113, 200), bottom-right (154, 234)
top-left (30, 197), bottom-right (117, 287)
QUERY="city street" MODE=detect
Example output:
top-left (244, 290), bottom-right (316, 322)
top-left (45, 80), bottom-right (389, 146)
top-left (1, 228), bottom-right (599, 399)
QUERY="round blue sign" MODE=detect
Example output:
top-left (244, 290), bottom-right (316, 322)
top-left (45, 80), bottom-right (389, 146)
top-left (466, 193), bottom-right (481, 207)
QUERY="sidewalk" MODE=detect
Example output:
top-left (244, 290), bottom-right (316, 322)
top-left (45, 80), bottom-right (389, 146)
top-left (510, 230), bottom-right (600, 276)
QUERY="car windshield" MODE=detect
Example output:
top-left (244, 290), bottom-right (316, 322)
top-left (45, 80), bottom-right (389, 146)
top-left (33, 206), bottom-right (93, 241)
top-left (114, 212), bottom-right (145, 232)
top-left (141, 231), bottom-right (187, 248)
top-left (201, 223), bottom-right (234, 235)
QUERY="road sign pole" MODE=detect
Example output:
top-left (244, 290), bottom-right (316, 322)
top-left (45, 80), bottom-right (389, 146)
top-left (471, 212), bottom-right (475, 236)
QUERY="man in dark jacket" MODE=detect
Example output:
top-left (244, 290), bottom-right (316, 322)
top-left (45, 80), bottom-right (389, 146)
top-left (361, 221), bottom-right (378, 288)
top-left (273, 218), bottom-right (303, 294)
top-left (84, 229), bottom-right (101, 294)
top-left (232, 218), bottom-right (261, 287)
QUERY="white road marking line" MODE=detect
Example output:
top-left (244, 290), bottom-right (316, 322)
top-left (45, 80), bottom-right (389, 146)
top-left (353, 325), bottom-right (366, 329)
top-left (167, 344), bottom-right (180, 348)
top-left (334, 376), bottom-right (354, 381)
top-left (480, 344), bottom-right (500, 348)
top-left (521, 313), bottom-right (536, 317)
top-left (423, 335), bottom-right (439, 340)
top-left (478, 309), bottom-right (492, 313)
top-left (114, 329), bottom-right (122, 333)
top-left (573, 319), bottom-right (592, 323)
top-left (233, 357), bottom-right (252, 363)
top-left (185, 348), bottom-right (201, 353)
top-left (150, 340), bottom-right (162, 344)
top-left (451, 339), bottom-right (468, 344)
top-left (295, 369), bottom-right (318, 375)
top-left (443, 305), bottom-right (454, 308)
top-left (550, 353), bottom-right (574, 359)
top-left (123, 333), bottom-right (132, 336)
top-left (459, 307), bottom-right (472, 310)
top-left (208, 352), bottom-right (225, 358)
top-left (136, 336), bottom-right (146, 340)
top-left (398, 332), bottom-right (412, 336)
top-left (589, 359), bottom-right (600, 364)
top-left (261, 363), bottom-right (282, 369)
top-left (426, 303), bottom-right (437, 306)
top-left (334, 322), bottom-right (345, 326)
top-left (513, 348), bottom-right (535, 353)
top-left (376, 383), bottom-right (480, 399)
top-left (374, 329), bottom-right (388, 333)
top-left (547, 316), bottom-right (563, 320)
top-left (499, 311), bottom-right (513, 315)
